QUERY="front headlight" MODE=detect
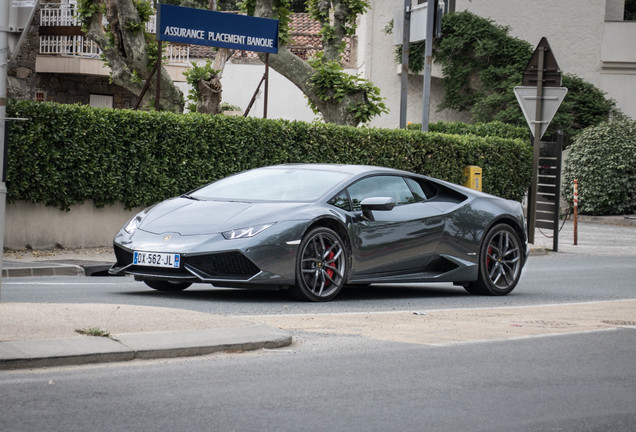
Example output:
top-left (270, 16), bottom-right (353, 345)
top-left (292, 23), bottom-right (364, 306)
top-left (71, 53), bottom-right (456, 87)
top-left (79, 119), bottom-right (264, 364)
top-left (123, 207), bottom-right (153, 234)
top-left (124, 215), bottom-right (142, 234)
top-left (222, 223), bottom-right (275, 240)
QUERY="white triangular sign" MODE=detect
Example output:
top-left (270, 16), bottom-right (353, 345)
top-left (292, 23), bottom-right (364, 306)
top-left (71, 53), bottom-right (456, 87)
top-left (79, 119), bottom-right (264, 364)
top-left (514, 86), bottom-right (568, 139)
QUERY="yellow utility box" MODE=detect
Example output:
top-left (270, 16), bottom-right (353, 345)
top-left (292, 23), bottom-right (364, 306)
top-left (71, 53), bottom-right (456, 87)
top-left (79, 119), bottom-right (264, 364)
top-left (463, 166), bottom-right (482, 191)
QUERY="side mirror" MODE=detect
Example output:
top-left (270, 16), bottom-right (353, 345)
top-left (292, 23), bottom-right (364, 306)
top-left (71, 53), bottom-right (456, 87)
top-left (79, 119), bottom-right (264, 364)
top-left (360, 197), bottom-right (396, 221)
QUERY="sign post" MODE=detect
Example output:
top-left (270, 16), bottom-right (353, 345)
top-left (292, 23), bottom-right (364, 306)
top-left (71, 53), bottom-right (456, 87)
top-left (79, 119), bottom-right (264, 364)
top-left (143, 4), bottom-right (279, 115)
top-left (398, 0), bottom-right (411, 129)
top-left (515, 38), bottom-right (566, 244)
top-left (1, 0), bottom-right (37, 299)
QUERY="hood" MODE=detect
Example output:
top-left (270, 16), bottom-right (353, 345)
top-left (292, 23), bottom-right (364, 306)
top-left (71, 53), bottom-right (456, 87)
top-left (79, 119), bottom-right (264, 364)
top-left (139, 197), bottom-right (309, 235)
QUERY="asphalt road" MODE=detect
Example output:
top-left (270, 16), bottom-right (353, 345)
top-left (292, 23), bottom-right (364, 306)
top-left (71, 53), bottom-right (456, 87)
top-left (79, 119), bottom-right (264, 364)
top-left (2, 254), bottom-right (635, 314)
top-left (1, 253), bottom-right (635, 431)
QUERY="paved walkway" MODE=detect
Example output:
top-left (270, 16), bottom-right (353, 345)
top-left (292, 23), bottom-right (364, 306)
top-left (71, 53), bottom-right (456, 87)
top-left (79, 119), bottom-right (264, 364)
top-left (1, 216), bottom-right (634, 370)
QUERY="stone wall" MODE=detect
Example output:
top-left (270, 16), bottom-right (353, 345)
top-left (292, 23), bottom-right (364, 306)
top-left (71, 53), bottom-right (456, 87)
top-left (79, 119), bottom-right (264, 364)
top-left (34, 74), bottom-right (139, 108)
top-left (7, 2), bottom-right (138, 108)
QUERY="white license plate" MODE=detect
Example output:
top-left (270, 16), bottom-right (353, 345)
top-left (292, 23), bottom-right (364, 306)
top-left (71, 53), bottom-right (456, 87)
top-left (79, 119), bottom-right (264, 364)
top-left (133, 251), bottom-right (181, 268)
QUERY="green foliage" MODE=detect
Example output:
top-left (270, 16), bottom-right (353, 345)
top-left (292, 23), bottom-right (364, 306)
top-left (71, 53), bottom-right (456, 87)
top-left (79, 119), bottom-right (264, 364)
top-left (6, 100), bottom-right (531, 211)
top-left (76, 0), bottom-right (104, 32)
top-left (125, 0), bottom-right (153, 32)
top-left (240, 0), bottom-right (293, 45)
top-left (562, 120), bottom-right (636, 215)
top-left (220, 102), bottom-right (242, 111)
top-left (308, 0), bottom-right (369, 52)
top-left (408, 121), bottom-right (528, 140)
top-left (183, 60), bottom-right (222, 105)
top-left (433, 11), bottom-right (532, 112)
top-left (394, 11), bottom-right (621, 143)
top-left (308, 53), bottom-right (388, 125)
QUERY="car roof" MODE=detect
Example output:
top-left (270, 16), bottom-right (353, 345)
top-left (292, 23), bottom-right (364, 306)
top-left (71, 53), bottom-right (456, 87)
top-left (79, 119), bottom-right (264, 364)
top-left (264, 163), bottom-right (405, 176)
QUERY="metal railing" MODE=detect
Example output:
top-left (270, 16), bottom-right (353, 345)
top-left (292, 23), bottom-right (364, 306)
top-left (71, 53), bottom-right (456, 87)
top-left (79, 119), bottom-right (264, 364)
top-left (40, 3), bottom-right (79, 26)
top-left (39, 35), bottom-right (101, 57)
top-left (38, 3), bottom-right (188, 64)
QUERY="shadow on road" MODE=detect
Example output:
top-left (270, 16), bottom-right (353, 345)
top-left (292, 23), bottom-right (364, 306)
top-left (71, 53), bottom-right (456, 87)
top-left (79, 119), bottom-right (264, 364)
top-left (119, 282), bottom-right (473, 304)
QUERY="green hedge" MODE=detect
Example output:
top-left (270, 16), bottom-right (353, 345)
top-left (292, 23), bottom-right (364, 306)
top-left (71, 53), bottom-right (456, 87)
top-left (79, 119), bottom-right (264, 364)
top-left (408, 120), bottom-right (529, 140)
top-left (6, 100), bottom-right (532, 210)
top-left (562, 120), bottom-right (636, 215)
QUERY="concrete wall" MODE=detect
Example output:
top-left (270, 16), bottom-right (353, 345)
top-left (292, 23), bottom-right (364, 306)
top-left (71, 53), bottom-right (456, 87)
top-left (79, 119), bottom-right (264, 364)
top-left (5, 201), bottom-right (143, 250)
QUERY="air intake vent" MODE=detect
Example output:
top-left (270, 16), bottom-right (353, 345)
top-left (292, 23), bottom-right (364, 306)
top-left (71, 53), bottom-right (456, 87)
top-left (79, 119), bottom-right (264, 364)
top-left (187, 252), bottom-right (260, 279)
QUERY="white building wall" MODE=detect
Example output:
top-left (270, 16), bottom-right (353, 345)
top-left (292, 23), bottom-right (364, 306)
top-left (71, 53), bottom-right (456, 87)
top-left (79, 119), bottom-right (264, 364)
top-left (360, 0), bottom-right (636, 129)
top-left (177, 62), bottom-right (317, 122)
top-left (454, 0), bottom-right (607, 86)
top-left (358, 1), bottom-right (471, 129)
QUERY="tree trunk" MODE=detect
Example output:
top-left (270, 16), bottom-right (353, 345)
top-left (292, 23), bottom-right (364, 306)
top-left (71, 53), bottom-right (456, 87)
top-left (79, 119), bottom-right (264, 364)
top-left (193, 2), bottom-right (232, 114)
top-left (83, 0), bottom-right (184, 113)
top-left (252, 0), bottom-right (366, 126)
top-left (196, 75), bottom-right (223, 114)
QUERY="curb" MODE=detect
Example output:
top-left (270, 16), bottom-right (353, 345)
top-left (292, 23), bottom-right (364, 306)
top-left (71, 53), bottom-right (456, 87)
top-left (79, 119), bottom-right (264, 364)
top-left (1, 263), bottom-right (85, 278)
top-left (0, 324), bottom-right (292, 370)
top-left (1, 261), bottom-right (113, 278)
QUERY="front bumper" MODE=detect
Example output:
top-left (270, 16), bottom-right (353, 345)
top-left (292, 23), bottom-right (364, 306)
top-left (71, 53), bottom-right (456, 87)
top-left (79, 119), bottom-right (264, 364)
top-left (110, 222), bottom-right (305, 286)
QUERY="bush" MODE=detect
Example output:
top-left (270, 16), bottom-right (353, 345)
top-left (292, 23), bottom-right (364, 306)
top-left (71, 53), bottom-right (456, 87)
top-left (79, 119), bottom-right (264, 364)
top-left (6, 100), bottom-right (532, 210)
top-left (562, 120), bottom-right (636, 215)
top-left (408, 121), bottom-right (528, 140)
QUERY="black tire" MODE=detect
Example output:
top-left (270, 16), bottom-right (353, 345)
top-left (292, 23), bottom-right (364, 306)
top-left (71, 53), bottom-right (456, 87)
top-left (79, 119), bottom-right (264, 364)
top-left (143, 280), bottom-right (192, 292)
top-left (465, 224), bottom-right (523, 296)
top-left (290, 227), bottom-right (348, 302)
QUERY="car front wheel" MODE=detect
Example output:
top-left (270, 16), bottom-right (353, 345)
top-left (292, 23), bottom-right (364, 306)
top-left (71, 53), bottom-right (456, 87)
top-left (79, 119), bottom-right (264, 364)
top-left (465, 224), bottom-right (523, 296)
top-left (291, 227), bottom-right (348, 302)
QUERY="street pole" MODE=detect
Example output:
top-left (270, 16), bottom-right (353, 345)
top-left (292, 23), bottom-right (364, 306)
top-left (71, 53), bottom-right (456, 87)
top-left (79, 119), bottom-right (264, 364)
top-left (420, 0), bottom-right (436, 132)
top-left (399, 0), bottom-right (411, 129)
top-left (527, 46), bottom-right (545, 244)
top-left (0, 0), bottom-right (10, 300)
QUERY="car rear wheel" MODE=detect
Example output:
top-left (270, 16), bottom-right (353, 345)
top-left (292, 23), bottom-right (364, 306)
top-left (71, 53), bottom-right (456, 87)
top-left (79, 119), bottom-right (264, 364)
top-left (143, 280), bottom-right (192, 292)
top-left (465, 224), bottom-right (523, 296)
top-left (291, 227), bottom-right (348, 302)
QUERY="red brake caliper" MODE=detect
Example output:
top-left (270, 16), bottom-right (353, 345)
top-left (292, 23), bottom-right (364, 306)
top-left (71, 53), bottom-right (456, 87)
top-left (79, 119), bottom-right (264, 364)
top-left (325, 251), bottom-right (335, 286)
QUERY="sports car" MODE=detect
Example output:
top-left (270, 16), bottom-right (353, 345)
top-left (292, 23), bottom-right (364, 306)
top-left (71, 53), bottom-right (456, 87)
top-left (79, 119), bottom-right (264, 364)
top-left (110, 164), bottom-right (529, 301)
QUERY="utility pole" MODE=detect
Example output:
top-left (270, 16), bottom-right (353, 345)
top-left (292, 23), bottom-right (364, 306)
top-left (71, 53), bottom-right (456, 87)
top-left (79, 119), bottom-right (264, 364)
top-left (399, 0), bottom-right (411, 129)
top-left (420, 0), bottom-right (437, 132)
top-left (0, 0), bottom-right (10, 300)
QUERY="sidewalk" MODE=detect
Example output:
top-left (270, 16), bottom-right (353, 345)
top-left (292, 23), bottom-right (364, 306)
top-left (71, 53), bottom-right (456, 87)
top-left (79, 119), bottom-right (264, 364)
top-left (0, 246), bottom-right (293, 370)
top-left (530, 214), bottom-right (636, 255)
top-left (1, 216), bottom-right (634, 370)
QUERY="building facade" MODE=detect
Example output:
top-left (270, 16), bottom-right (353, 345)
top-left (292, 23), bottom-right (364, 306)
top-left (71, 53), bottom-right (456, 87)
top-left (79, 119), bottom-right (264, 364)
top-left (359, 0), bottom-right (636, 129)
top-left (9, 0), bottom-right (636, 128)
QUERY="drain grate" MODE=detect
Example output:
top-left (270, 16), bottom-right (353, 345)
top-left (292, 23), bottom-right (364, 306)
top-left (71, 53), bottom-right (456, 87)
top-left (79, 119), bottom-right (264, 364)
top-left (602, 320), bottom-right (636, 326)
top-left (519, 320), bottom-right (575, 328)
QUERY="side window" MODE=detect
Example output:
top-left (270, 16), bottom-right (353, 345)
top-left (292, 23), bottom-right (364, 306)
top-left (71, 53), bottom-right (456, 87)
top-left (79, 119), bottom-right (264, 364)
top-left (405, 177), bottom-right (437, 200)
top-left (346, 176), bottom-right (416, 211)
top-left (328, 190), bottom-right (352, 211)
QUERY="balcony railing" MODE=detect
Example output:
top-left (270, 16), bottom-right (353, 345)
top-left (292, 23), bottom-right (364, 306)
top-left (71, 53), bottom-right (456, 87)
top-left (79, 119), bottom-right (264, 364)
top-left (39, 3), bottom-right (189, 64)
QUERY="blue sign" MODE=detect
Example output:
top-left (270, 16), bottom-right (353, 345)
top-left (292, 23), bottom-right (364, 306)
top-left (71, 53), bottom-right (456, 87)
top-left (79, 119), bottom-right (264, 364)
top-left (157, 4), bottom-right (279, 54)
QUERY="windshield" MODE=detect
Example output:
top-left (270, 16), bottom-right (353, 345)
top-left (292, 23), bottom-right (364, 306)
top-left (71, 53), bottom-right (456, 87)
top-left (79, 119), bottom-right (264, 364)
top-left (191, 167), bottom-right (352, 202)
